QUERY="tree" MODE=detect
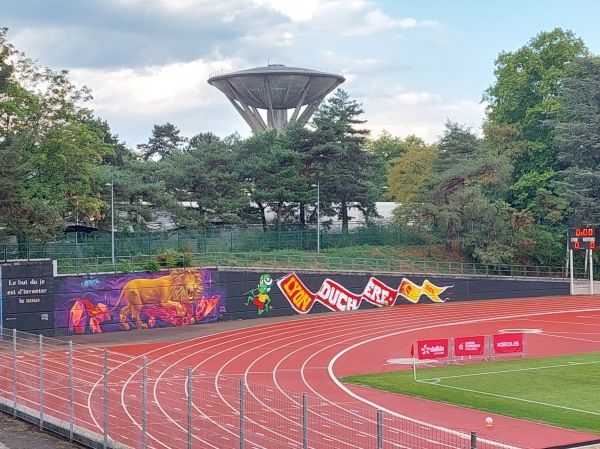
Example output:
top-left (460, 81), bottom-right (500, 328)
top-left (483, 28), bottom-right (589, 180)
top-left (138, 123), bottom-right (187, 160)
top-left (0, 28), bottom-right (109, 241)
top-left (436, 120), bottom-right (481, 165)
top-left (366, 130), bottom-right (415, 162)
top-left (157, 132), bottom-right (247, 228)
top-left (421, 122), bottom-right (514, 260)
top-left (234, 129), bottom-right (309, 229)
top-left (310, 89), bottom-right (384, 233)
top-left (553, 57), bottom-right (600, 225)
top-left (386, 139), bottom-right (437, 204)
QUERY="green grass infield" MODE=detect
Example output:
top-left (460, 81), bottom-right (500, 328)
top-left (340, 352), bottom-right (600, 435)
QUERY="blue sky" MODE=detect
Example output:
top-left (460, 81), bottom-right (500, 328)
top-left (2, 0), bottom-right (599, 147)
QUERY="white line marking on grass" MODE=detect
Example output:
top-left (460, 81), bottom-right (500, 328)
top-left (419, 359), bottom-right (600, 381)
top-left (416, 381), bottom-right (600, 416)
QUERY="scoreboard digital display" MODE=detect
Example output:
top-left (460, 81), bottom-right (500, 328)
top-left (568, 227), bottom-right (596, 250)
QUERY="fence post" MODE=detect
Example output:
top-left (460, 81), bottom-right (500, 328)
top-left (302, 393), bottom-right (308, 449)
top-left (377, 409), bottom-right (383, 449)
top-left (69, 341), bottom-right (74, 442)
top-left (471, 431), bottom-right (477, 449)
top-left (12, 328), bottom-right (17, 417)
top-left (103, 349), bottom-right (108, 449)
top-left (142, 357), bottom-right (147, 449)
top-left (239, 378), bottom-right (245, 449)
top-left (39, 334), bottom-right (44, 430)
top-left (187, 367), bottom-right (192, 449)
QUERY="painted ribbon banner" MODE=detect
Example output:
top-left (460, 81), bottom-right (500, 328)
top-left (316, 279), bottom-right (362, 312)
top-left (398, 278), bottom-right (451, 303)
top-left (277, 273), bottom-right (454, 314)
top-left (362, 277), bottom-right (398, 307)
top-left (492, 332), bottom-right (524, 354)
top-left (415, 338), bottom-right (449, 360)
top-left (277, 273), bottom-right (316, 314)
top-left (454, 335), bottom-right (485, 357)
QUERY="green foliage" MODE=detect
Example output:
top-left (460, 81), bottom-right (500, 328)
top-left (366, 130), bottom-right (423, 169)
top-left (483, 28), bottom-right (589, 200)
top-left (310, 89), bottom-right (385, 234)
top-left (418, 121), bottom-right (515, 262)
top-left (155, 248), bottom-right (183, 268)
top-left (386, 138), bottom-right (437, 204)
top-left (153, 245), bottom-right (197, 268)
top-left (156, 130), bottom-right (249, 227)
top-left (138, 122), bottom-right (188, 160)
top-left (553, 57), bottom-right (600, 226)
top-left (484, 28), bottom-right (588, 137)
top-left (2, 27), bottom-right (598, 270)
top-left (116, 261), bottom-right (135, 273)
top-left (142, 259), bottom-right (162, 273)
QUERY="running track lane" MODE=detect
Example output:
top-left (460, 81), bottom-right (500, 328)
top-left (89, 296), bottom-right (600, 449)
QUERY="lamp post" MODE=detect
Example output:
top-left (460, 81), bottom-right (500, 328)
top-left (105, 182), bottom-right (115, 267)
top-left (311, 180), bottom-right (320, 253)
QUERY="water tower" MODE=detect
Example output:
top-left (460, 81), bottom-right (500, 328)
top-left (208, 64), bottom-right (345, 132)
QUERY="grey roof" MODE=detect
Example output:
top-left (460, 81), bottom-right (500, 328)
top-left (208, 64), bottom-right (345, 109)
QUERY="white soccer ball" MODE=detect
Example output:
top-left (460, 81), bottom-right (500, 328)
top-left (485, 417), bottom-right (493, 426)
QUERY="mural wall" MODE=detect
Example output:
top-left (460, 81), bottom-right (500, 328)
top-left (53, 268), bottom-right (224, 335)
top-left (0, 261), bottom-right (570, 336)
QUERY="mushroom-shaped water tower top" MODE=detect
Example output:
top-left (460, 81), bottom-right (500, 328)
top-left (208, 64), bottom-right (345, 132)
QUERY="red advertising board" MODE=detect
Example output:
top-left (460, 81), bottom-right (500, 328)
top-left (454, 335), bottom-right (485, 357)
top-left (414, 338), bottom-right (449, 360)
top-left (492, 333), bottom-right (524, 354)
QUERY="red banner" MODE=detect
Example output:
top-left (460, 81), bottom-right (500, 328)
top-left (276, 273), bottom-right (454, 314)
top-left (454, 335), bottom-right (485, 357)
top-left (362, 277), bottom-right (397, 307)
top-left (315, 279), bottom-right (362, 312)
top-left (492, 333), bottom-right (524, 354)
top-left (277, 273), bottom-right (316, 314)
top-left (414, 338), bottom-right (449, 360)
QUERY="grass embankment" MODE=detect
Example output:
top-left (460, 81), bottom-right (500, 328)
top-left (60, 244), bottom-right (471, 275)
top-left (340, 352), bottom-right (600, 435)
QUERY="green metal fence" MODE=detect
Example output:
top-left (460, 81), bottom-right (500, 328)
top-left (51, 252), bottom-right (570, 280)
top-left (0, 226), bottom-right (575, 279)
top-left (1, 224), bottom-right (431, 261)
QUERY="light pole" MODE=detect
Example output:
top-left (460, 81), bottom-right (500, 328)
top-left (105, 182), bottom-right (115, 267)
top-left (311, 180), bottom-right (320, 253)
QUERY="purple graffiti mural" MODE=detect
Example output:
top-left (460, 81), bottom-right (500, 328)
top-left (54, 268), bottom-right (226, 334)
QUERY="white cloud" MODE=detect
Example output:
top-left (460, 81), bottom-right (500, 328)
top-left (72, 61), bottom-right (211, 115)
top-left (253, 0), bottom-right (322, 21)
top-left (361, 88), bottom-right (486, 143)
top-left (2, 0), bottom-right (487, 147)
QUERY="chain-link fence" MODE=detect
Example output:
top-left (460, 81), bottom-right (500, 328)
top-left (1, 225), bottom-right (431, 261)
top-left (0, 328), bottom-right (529, 449)
top-left (0, 225), bottom-right (581, 280)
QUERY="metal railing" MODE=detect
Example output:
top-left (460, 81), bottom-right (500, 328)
top-left (0, 328), bottom-right (528, 449)
top-left (208, 65), bottom-right (344, 79)
top-left (49, 252), bottom-right (572, 280)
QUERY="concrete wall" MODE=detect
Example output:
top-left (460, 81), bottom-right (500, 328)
top-left (0, 261), bottom-right (570, 337)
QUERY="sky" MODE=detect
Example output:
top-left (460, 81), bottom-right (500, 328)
top-left (2, 0), bottom-right (600, 148)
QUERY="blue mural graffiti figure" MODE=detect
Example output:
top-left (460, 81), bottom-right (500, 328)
top-left (244, 274), bottom-right (273, 315)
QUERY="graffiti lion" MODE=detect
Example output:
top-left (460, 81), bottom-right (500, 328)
top-left (111, 268), bottom-right (204, 330)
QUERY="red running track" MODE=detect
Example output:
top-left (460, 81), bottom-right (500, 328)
top-left (53, 296), bottom-right (600, 448)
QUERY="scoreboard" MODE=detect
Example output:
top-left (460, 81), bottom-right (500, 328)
top-left (567, 227), bottom-right (596, 250)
